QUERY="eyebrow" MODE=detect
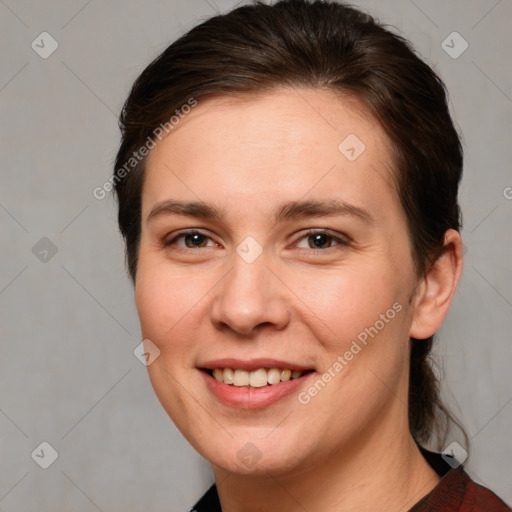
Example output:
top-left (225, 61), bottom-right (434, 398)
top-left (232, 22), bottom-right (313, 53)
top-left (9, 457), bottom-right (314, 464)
top-left (146, 198), bottom-right (373, 225)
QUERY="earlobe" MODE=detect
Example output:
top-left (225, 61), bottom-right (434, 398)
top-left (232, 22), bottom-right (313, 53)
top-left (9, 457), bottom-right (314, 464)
top-left (409, 229), bottom-right (464, 340)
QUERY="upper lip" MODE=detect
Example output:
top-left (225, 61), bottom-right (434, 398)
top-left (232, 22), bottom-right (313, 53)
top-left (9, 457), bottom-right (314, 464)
top-left (199, 358), bottom-right (313, 372)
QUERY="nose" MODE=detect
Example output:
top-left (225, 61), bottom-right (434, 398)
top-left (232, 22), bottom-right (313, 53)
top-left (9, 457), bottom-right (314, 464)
top-left (210, 254), bottom-right (290, 336)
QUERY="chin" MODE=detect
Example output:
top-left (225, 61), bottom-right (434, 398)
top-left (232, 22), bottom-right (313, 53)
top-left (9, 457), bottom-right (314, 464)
top-left (186, 424), bottom-right (315, 477)
top-left (208, 444), bottom-right (305, 477)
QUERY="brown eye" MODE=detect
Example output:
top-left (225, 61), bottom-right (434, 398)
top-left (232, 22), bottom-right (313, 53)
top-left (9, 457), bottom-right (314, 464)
top-left (295, 230), bottom-right (349, 251)
top-left (183, 233), bottom-right (209, 248)
top-left (307, 233), bottom-right (333, 249)
top-left (165, 231), bottom-right (215, 249)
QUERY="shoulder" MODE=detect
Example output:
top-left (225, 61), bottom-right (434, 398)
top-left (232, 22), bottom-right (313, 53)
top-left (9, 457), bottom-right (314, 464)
top-left (411, 449), bottom-right (511, 512)
top-left (461, 473), bottom-right (512, 512)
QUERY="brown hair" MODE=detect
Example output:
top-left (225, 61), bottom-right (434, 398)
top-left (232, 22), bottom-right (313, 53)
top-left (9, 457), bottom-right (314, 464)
top-left (114, 0), bottom-right (466, 448)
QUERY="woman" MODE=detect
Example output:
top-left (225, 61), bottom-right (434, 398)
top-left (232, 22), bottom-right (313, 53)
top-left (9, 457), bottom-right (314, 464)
top-left (113, 1), bottom-right (510, 510)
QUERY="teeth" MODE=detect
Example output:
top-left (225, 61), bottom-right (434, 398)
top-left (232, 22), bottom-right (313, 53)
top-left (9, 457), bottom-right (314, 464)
top-left (223, 368), bottom-right (234, 385)
top-left (210, 367), bottom-right (306, 387)
top-left (249, 368), bottom-right (268, 388)
top-left (281, 369), bottom-right (291, 381)
top-left (233, 369), bottom-right (249, 386)
top-left (267, 368), bottom-right (281, 385)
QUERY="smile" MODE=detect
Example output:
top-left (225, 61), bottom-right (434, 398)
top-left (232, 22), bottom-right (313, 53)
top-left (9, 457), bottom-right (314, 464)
top-left (208, 367), bottom-right (307, 387)
top-left (199, 360), bottom-right (315, 408)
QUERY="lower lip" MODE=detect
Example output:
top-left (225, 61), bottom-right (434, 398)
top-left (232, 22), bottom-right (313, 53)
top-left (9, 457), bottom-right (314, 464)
top-left (200, 370), bottom-right (313, 409)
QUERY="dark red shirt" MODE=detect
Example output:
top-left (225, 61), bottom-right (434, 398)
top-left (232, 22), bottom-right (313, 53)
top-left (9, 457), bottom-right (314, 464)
top-left (410, 447), bottom-right (510, 511)
top-left (191, 448), bottom-right (511, 511)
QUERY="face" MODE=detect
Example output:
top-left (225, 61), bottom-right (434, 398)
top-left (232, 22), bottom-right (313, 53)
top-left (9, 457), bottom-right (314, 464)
top-left (135, 88), bottom-right (420, 477)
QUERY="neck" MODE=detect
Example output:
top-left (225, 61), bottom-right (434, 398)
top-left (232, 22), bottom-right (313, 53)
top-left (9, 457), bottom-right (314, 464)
top-left (213, 419), bottom-right (440, 512)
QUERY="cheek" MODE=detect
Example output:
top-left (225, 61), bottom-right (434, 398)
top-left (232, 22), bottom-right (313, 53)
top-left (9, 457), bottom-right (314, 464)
top-left (296, 265), bottom-right (411, 402)
top-left (294, 263), bottom-right (405, 343)
top-left (134, 262), bottom-right (202, 357)
top-left (134, 265), bottom-right (208, 432)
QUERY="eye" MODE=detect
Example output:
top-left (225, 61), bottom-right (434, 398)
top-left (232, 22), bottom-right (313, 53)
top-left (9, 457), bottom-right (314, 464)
top-left (295, 230), bottom-right (350, 250)
top-left (163, 229), bottom-right (350, 253)
top-left (165, 230), bottom-right (217, 249)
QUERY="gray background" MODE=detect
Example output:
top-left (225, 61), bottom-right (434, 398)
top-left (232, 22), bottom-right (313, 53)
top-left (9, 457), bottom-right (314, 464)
top-left (0, 0), bottom-right (511, 510)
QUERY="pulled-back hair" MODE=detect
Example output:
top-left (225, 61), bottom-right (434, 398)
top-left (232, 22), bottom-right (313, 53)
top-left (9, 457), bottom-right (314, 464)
top-left (113, 0), bottom-right (465, 448)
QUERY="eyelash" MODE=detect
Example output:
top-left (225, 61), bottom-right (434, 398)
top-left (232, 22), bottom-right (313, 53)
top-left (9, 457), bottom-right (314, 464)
top-left (164, 229), bottom-right (351, 253)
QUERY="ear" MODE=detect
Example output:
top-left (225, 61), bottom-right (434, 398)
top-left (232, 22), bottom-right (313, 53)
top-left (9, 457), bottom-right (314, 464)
top-left (410, 229), bottom-right (464, 340)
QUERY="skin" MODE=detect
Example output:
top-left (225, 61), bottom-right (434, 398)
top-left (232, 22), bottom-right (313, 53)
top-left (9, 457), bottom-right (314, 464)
top-left (135, 88), bottom-right (463, 511)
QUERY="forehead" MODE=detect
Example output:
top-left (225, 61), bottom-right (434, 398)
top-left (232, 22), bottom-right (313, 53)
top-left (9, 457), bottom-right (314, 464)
top-left (143, 87), bottom-right (397, 218)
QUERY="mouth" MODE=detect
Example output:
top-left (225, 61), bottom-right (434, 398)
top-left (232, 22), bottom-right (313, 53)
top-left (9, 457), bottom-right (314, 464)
top-left (198, 359), bottom-right (315, 408)
top-left (201, 367), bottom-right (313, 387)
